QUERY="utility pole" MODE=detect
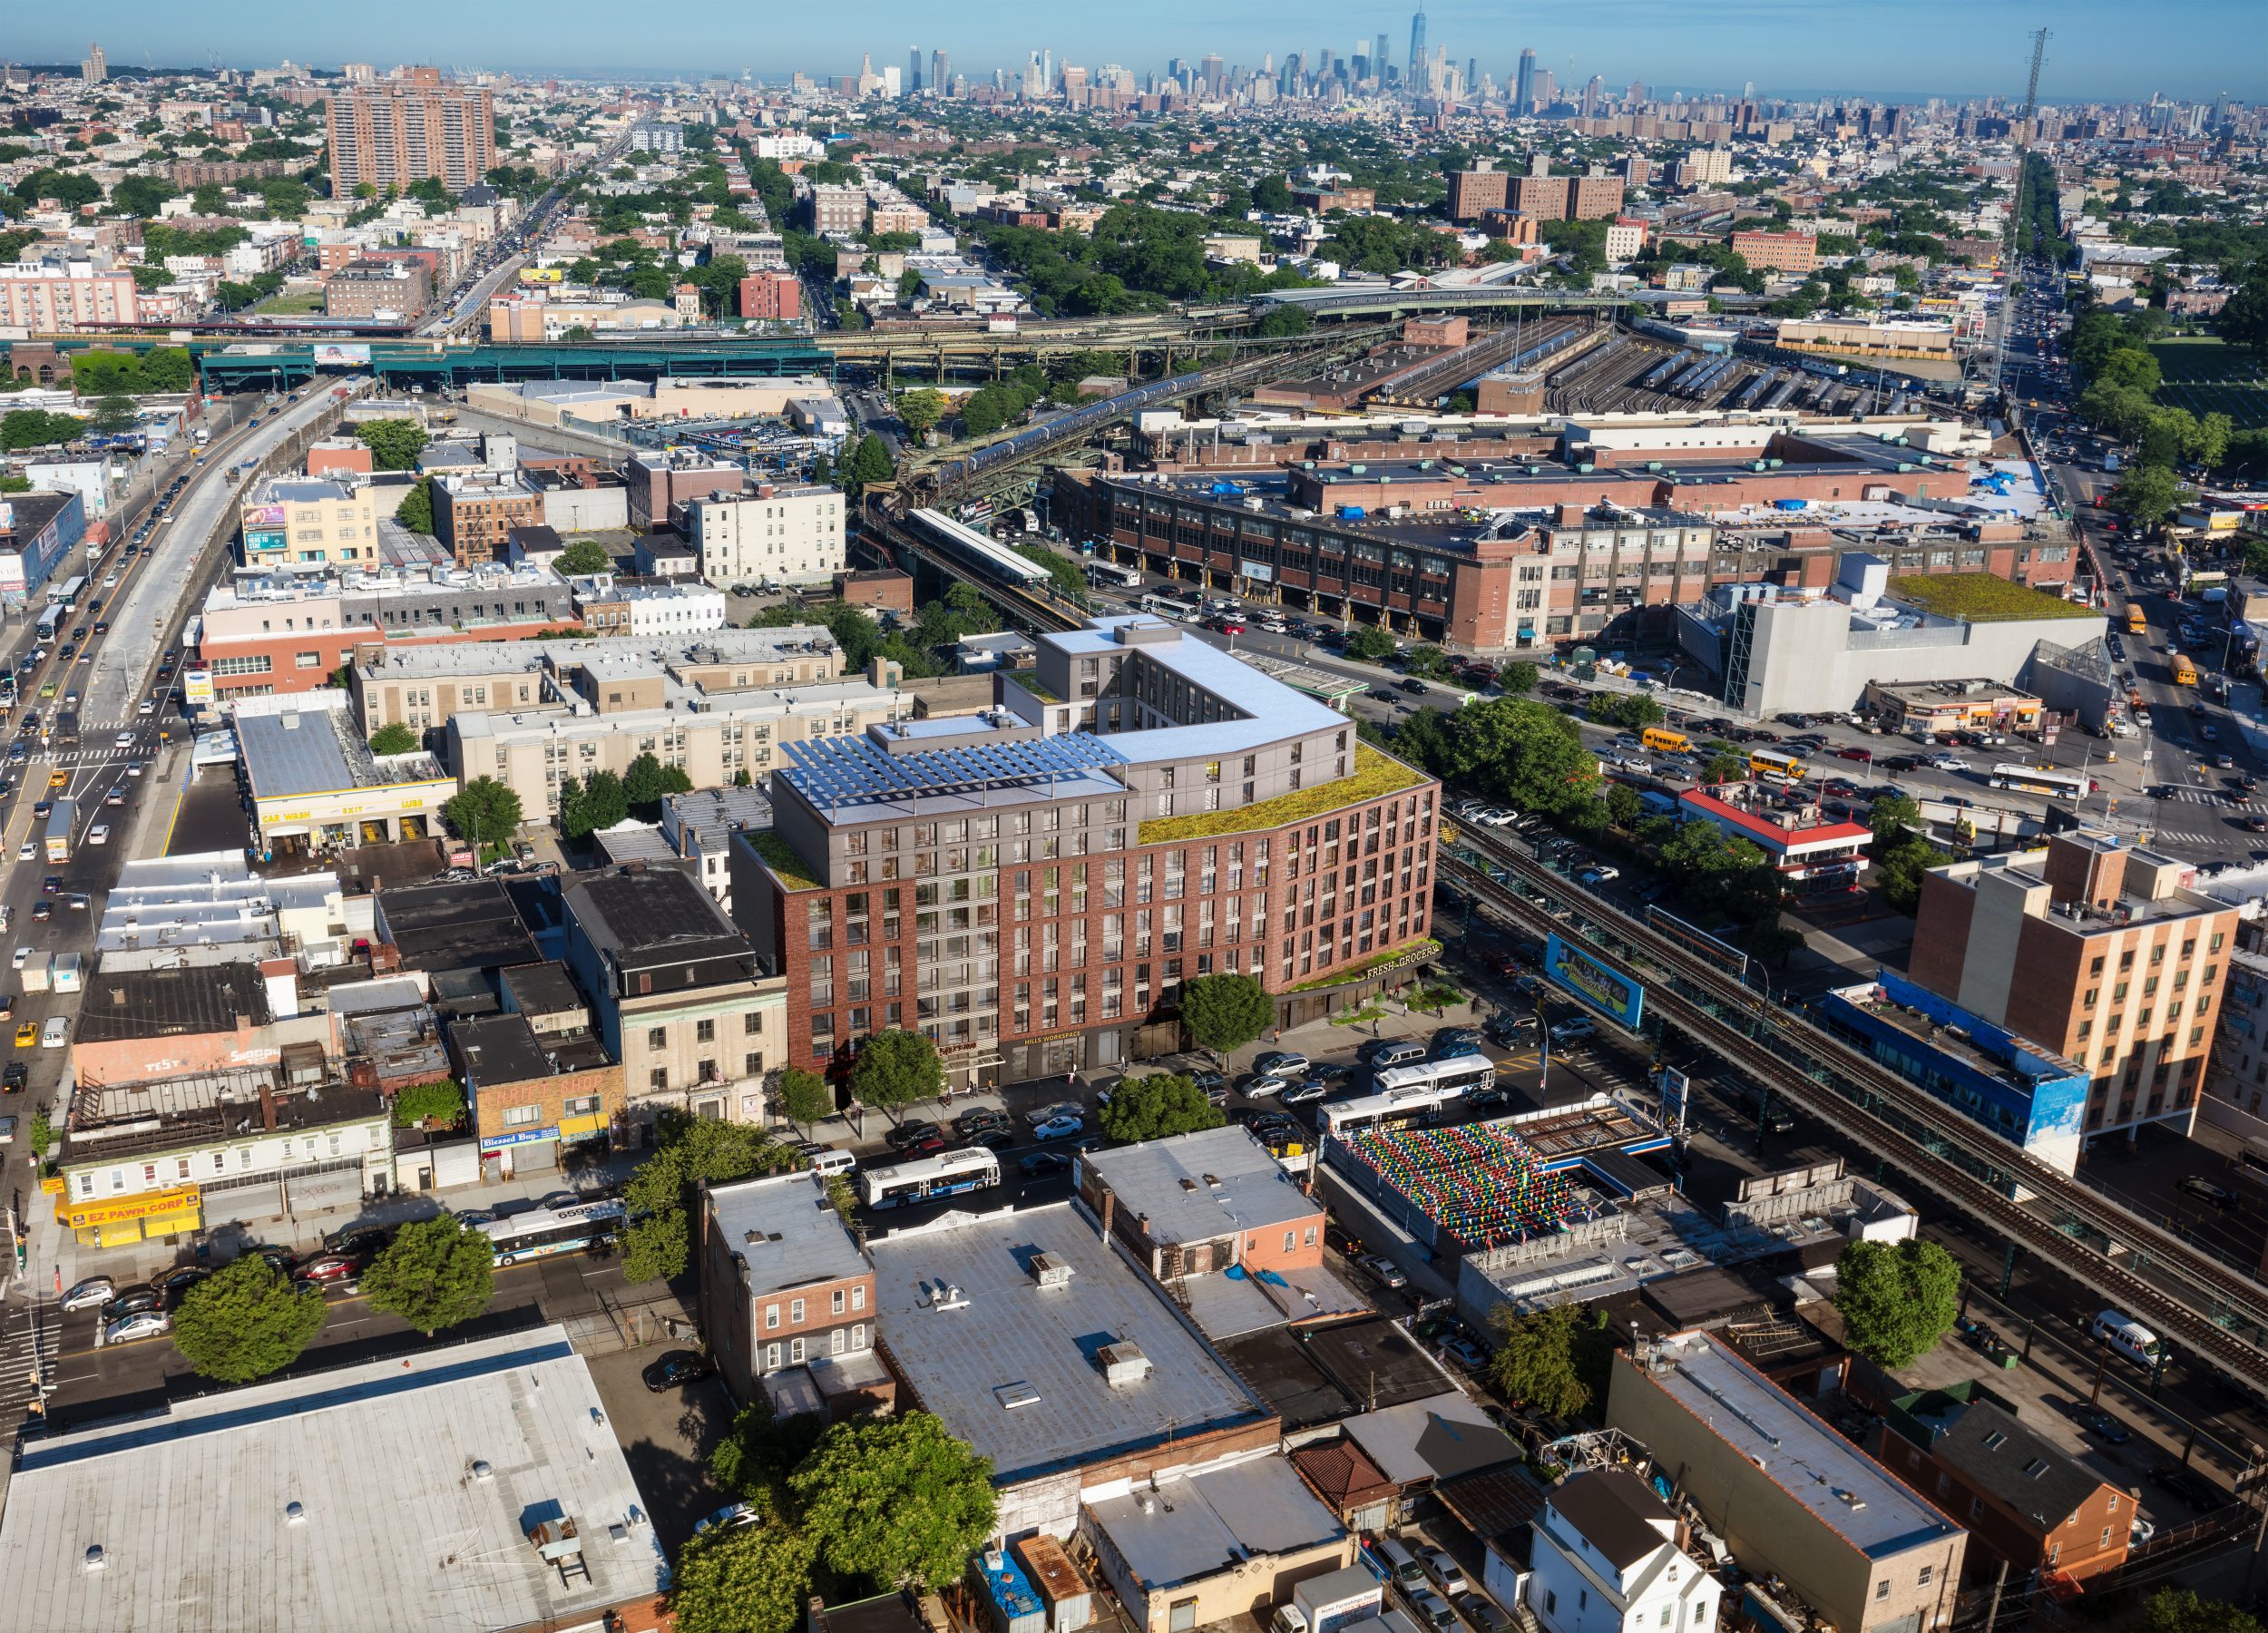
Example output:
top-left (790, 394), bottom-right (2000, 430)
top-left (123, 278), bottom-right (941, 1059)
top-left (1993, 26), bottom-right (2049, 410)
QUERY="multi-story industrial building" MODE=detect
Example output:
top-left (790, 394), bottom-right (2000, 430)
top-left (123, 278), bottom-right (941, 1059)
top-left (326, 76), bottom-right (496, 194)
top-left (1910, 832), bottom-right (2240, 1144)
top-left (237, 477), bottom-right (380, 570)
top-left (731, 615), bottom-right (1438, 1090)
top-left (679, 482), bottom-right (847, 588)
top-left (433, 470), bottom-right (541, 568)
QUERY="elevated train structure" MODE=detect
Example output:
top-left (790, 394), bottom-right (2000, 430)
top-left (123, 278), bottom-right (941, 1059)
top-left (1440, 826), bottom-right (2268, 1390)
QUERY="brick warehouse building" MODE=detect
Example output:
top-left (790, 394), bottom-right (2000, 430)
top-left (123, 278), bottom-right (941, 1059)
top-left (731, 616), bottom-right (1439, 1090)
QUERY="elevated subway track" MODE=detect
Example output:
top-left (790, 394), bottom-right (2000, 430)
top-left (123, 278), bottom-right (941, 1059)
top-left (1437, 833), bottom-right (2268, 1384)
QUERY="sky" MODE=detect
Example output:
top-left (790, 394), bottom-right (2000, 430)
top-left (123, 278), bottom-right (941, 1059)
top-left (18, 0), bottom-right (2263, 103)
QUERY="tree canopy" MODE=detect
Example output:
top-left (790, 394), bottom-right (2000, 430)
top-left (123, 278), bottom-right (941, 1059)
top-left (788, 1413), bottom-right (998, 1589)
top-left (1833, 1237), bottom-right (1961, 1367)
top-left (1488, 1303), bottom-right (1616, 1422)
top-left (171, 1257), bottom-right (328, 1383)
top-left (368, 721), bottom-right (418, 756)
top-left (354, 418), bottom-right (429, 471)
top-left (775, 1067), bottom-right (836, 1128)
top-left (852, 1030), bottom-right (944, 1111)
top-left (621, 1112), bottom-right (799, 1284)
top-left (444, 777), bottom-right (522, 849)
top-left (2143, 1588), bottom-right (2263, 1633)
top-left (359, 1215), bottom-right (497, 1335)
top-left (556, 536), bottom-right (612, 575)
top-left (1178, 973), bottom-right (1274, 1058)
top-left (670, 1521), bottom-right (816, 1633)
top-left (1098, 1073), bottom-right (1225, 1143)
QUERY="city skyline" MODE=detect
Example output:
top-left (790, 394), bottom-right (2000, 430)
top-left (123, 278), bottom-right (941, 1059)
top-left (11, 0), bottom-right (2263, 102)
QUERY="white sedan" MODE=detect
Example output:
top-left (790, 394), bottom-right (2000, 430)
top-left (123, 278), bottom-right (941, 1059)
top-left (1931, 756), bottom-right (1971, 772)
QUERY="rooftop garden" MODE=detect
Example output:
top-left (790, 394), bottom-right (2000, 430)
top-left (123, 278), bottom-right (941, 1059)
top-left (1887, 573), bottom-right (2098, 622)
top-left (1139, 744), bottom-right (1426, 845)
top-left (748, 828), bottom-right (820, 892)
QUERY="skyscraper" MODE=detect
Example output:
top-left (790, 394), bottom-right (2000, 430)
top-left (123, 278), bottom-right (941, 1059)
top-left (327, 76), bottom-right (496, 194)
top-left (908, 48), bottom-right (922, 93)
top-left (1514, 47), bottom-right (1536, 113)
top-left (1582, 75), bottom-right (1603, 117)
top-left (1374, 33), bottom-right (1390, 79)
top-left (1200, 53), bottom-right (1224, 96)
top-left (80, 42), bottom-right (105, 83)
top-left (932, 50), bottom-right (949, 96)
top-left (1408, 8), bottom-right (1427, 88)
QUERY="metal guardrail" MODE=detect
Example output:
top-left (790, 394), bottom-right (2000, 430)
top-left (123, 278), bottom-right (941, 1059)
top-left (1437, 831), bottom-right (2268, 1382)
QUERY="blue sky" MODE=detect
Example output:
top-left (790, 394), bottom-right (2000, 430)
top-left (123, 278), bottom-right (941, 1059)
top-left (24, 1), bottom-right (2261, 103)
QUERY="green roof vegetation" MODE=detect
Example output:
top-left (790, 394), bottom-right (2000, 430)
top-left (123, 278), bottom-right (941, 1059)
top-left (1886, 573), bottom-right (2098, 622)
top-left (1138, 744), bottom-right (1427, 845)
top-left (748, 828), bottom-right (820, 892)
top-left (1286, 937), bottom-right (1442, 993)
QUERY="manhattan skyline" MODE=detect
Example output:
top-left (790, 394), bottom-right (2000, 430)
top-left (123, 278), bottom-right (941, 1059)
top-left (13, 0), bottom-right (2263, 102)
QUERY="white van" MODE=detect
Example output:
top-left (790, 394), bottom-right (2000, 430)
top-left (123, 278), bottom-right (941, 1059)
top-left (805, 1147), bottom-right (856, 1178)
top-left (1373, 1537), bottom-right (1427, 1589)
top-left (2091, 1309), bottom-right (2162, 1367)
top-left (40, 1016), bottom-right (69, 1050)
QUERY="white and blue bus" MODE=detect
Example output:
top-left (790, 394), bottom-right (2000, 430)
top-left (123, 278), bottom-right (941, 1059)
top-left (34, 605), bottom-right (63, 642)
top-left (477, 1197), bottom-right (626, 1265)
top-left (48, 574), bottom-right (87, 611)
top-left (1320, 1054), bottom-right (1496, 1138)
top-left (859, 1147), bottom-right (1002, 1210)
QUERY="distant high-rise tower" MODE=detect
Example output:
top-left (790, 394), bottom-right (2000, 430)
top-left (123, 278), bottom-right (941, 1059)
top-left (1041, 49), bottom-right (1053, 89)
top-left (1582, 75), bottom-right (1603, 117)
top-left (80, 42), bottom-right (105, 83)
top-left (1514, 48), bottom-right (1536, 112)
top-left (1374, 34), bottom-right (1390, 78)
top-left (1200, 53), bottom-right (1224, 96)
top-left (932, 50), bottom-right (949, 95)
top-left (908, 48), bottom-right (922, 93)
top-left (1408, 8), bottom-right (1427, 88)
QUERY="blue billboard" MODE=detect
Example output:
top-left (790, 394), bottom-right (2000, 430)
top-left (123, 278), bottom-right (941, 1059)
top-left (1542, 932), bottom-right (1645, 1030)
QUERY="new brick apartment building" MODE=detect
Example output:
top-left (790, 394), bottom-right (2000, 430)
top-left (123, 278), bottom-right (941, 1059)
top-left (731, 616), bottom-right (1439, 1090)
top-left (1911, 832), bottom-right (2239, 1141)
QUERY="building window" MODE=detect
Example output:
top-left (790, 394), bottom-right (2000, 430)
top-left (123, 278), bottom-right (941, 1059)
top-left (501, 1104), bottom-right (543, 1128)
top-left (647, 1026), bottom-right (668, 1050)
top-left (765, 1342), bottom-right (781, 1370)
top-left (765, 1304), bottom-right (779, 1329)
top-left (564, 1094), bottom-right (601, 1116)
top-left (1876, 1583), bottom-right (1891, 1601)
top-left (789, 1336), bottom-right (806, 1364)
top-left (790, 1297), bottom-right (806, 1323)
top-left (832, 1287), bottom-right (846, 1315)
top-left (1918, 1566), bottom-right (1933, 1587)
top-left (650, 1067), bottom-right (669, 1090)
top-left (696, 1018), bottom-right (716, 1042)
top-left (852, 1284), bottom-right (865, 1310)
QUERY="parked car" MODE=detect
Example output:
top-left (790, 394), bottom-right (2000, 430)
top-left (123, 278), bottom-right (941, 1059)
top-left (293, 1253), bottom-right (366, 1287)
top-left (2147, 1464), bottom-right (2227, 1510)
top-left (1360, 1253), bottom-right (1409, 1289)
top-left (1549, 1016), bottom-right (1598, 1046)
top-left (2074, 1406), bottom-right (2131, 1444)
top-left (885, 1120), bottom-right (945, 1153)
top-left (102, 1288), bottom-right (162, 1322)
top-left (1253, 1051), bottom-right (1309, 1077)
top-left (2176, 1175), bottom-right (2237, 1210)
top-left (104, 1310), bottom-right (172, 1345)
top-left (640, 1350), bottom-right (715, 1392)
top-left (1442, 1336), bottom-right (1489, 1371)
top-left (1189, 1071), bottom-right (1230, 1105)
top-left (61, 1276), bottom-right (114, 1313)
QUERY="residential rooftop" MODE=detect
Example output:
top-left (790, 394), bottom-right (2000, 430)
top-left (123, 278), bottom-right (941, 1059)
top-left (1081, 1124), bottom-right (1317, 1246)
top-left (707, 1170), bottom-right (871, 1296)
top-left (864, 1201), bottom-right (1273, 1487)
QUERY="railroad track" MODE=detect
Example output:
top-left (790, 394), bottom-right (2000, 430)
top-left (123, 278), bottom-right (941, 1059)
top-left (1438, 836), bottom-right (2268, 1383)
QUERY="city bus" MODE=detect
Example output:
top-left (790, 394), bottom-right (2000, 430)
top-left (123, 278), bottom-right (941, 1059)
top-left (1321, 1052), bottom-right (1497, 1138)
top-left (477, 1198), bottom-right (627, 1265)
top-left (1989, 765), bottom-right (2093, 802)
top-left (48, 574), bottom-right (86, 611)
top-left (858, 1147), bottom-right (1002, 1210)
top-left (1749, 748), bottom-right (1807, 783)
top-left (31, 605), bottom-right (60, 643)
top-left (1640, 727), bottom-right (1690, 756)
top-left (1086, 560), bottom-right (1142, 590)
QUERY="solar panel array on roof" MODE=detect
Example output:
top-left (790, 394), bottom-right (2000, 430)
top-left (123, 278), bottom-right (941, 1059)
top-left (783, 731), bottom-right (1126, 810)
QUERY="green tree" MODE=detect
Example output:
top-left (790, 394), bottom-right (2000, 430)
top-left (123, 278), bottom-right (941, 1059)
top-left (444, 776), bottom-right (522, 850)
top-left (1869, 794), bottom-right (1921, 845)
top-left (1604, 783), bottom-right (1642, 829)
top-left (395, 477), bottom-right (435, 536)
top-left (89, 394), bottom-right (139, 435)
top-left (392, 1079), bottom-right (466, 1128)
top-left (670, 1521), bottom-right (815, 1633)
top-left (2221, 261), bottom-right (2268, 366)
top-left (562, 768), bottom-right (630, 837)
top-left (171, 1257), bottom-right (328, 1383)
top-left (109, 174), bottom-right (181, 217)
top-left (776, 1067), bottom-right (836, 1129)
top-left (839, 432), bottom-right (896, 499)
top-left (789, 1413), bottom-right (998, 1589)
top-left (624, 751), bottom-right (693, 813)
top-left (1589, 691), bottom-right (1665, 730)
top-left (710, 1394), bottom-right (830, 1521)
top-left (2142, 1588), bottom-right (2263, 1633)
top-left (852, 1030), bottom-right (944, 1113)
top-left (2107, 464), bottom-right (2178, 531)
top-left (354, 417), bottom-right (429, 470)
top-left (621, 1112), bottom-right (798, 1283)
top-left (1833, 1237), bottom-right (1961, 1368)
top-left (1252, 175), bottom-right (1295, 213)
top-left (139, 347), bottom-right (194, 393)
top-left (359, 1215), bottom-right (497, 1335)
top-left (1344, 626), bottom-right (1398, 663)
top-left (2192, 410), bottom-right (2234, 471)
top-left (368, 721), bottom-right (419, 755)
top-left (1179, 972), bottom-right (1274, 1061)
top-left (557, 536), bottom-right (613, 575)
top-left (1701, 752), bottom-right (1748, 784)
top-left (1500, 660), bottom-right (1539, 695)
top-left (1872, 838), bottom-right (1951, 914)
top-left (1099, 1073), bottom-right (1226, 1143)
top-left (894, 388), bottom-right (946, 439)
top-left (1488, 1303), bottom-right (1615, 1421)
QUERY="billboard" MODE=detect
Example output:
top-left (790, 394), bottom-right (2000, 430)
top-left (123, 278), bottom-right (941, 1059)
top-left (182, 668), bottom-right (215, 705)
top-left (313, 343), bottom-right (372, 366)
top-left (1542, 932), bottom-right (1644, 1031)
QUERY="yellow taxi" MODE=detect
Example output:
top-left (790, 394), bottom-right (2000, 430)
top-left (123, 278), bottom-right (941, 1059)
top-left (13, 1022), bottom-right (35, 1049)
top-left (48, 769), bottom-right (67, 789)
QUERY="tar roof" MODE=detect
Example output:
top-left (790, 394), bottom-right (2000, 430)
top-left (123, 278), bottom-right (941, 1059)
top-left (0, 1326), bottom-right (664, 1633)
top-left (563, 865), bottom-right (747, 966)
top-left (1080, 1125), bottom-right (1318, 1245)
top-left (708, 1171), bottom-right (871, 1296)
top-left (73, 963), bottom-right (272, 1042)
top-left (1343, 1390), bottom-right (1520, 1486)
top-left (1087, 1454), bottom-right (1346, 1591)
top-left (1548, 1470), bottom-right (1673, 1570)
top-left (448, 1012), bottom-right (554, 1087)
top-left (1637, 1334), bottom-right (1958, 1558)
top-left (378, 879), bottom-right (543, 974)
top-left (865, 1201), bottom-right (1270, 1485)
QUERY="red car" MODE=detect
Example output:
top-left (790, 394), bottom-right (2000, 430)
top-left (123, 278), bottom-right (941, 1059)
top-left (1834, 747), bottom-right (1874, 764)
top-left (293, 1254), bottom-right (364, 1286)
